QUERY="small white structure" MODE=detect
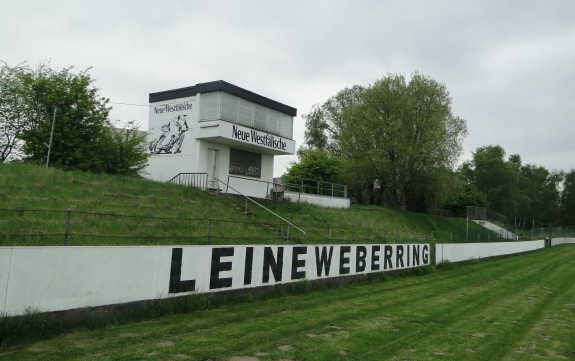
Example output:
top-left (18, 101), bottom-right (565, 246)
top-left (145, 81), bottom-right (296, 198)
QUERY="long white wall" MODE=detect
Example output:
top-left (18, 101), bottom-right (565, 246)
top-left (551, 237), bottom-right (575, 246)
top-left (284, 191), bottom-right (351, 209)
top-left (0, 243), bottom-right (429, 316)
top-left (436, 240), bottom-right (545, 264)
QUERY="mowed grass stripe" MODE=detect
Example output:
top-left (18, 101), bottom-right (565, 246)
top-left (3, 247), bottom-right (574, 361)
top-left (332, 249), bottom-right (568, 360)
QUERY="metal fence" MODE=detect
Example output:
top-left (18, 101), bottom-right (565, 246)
top-left (3, 208), bottom-right (572, 247)
top-left (168, 173), bottom-right (208, 190)
top-left (283, 177), bottom-right (348, 198)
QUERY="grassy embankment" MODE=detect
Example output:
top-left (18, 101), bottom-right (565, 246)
top-left (1, 245), bottom-right (573, 360)
top-left (0, 162), bottom-right (526, 246)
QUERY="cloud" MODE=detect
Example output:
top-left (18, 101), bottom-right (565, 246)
top-left (2, 0), bottom-right (574, 175)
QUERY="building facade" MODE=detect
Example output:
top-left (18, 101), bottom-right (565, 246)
top-left (145, 81), bottom-right (297, 198)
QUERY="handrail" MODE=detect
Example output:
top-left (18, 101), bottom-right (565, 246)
top-left (282, 177), bottom-right (348, 198)
top-left (216, 178), bottom-right (305, 235)
top-left (168, 173), bottom-right (208, 190)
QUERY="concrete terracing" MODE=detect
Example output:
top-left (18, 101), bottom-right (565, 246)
top-left (472, 220), bottom-right (518, 240)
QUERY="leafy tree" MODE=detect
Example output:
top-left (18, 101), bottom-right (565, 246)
top-left (464, 145), bottom-right (520, 218)
top-left (463, 145), bottom-right (562, 227)
top-left (304, 73), bottom-right (467, 210)
top-left (560, 170), bottom-right (575, 226)
top-left (517, 164), bottom-right (561, 227)
top-left (98, 121), bottom-right (149, 176)
top-left (282, 148), bottom-right (348, 194)
top-left (0, 61), bottom-right (29, 162)
top-left (2, 61), bottom-right (149, 175)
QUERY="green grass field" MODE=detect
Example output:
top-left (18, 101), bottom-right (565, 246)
top-left (0, 163), bottom-right (557, 246)
top-left (1, 245), bottom-right (573, 360)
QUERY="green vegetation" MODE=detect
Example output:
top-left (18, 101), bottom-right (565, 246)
top-left (0, 163), bottom-right (542, 246)
top-left (1, 245), bottom-right (573, 360)
top-left (0, 60), bottom-right (148, 174)
top-left (302, 73), bottom-right (467, 210)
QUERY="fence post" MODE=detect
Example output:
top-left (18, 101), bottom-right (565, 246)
top-left (280, 223), bottom-right (284, 244)
top-left (207, 218), bottom-right (212, 241)
top-left (64, 208), bottom-right (71, 246)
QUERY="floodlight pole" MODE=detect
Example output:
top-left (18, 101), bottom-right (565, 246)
top-left (46, 108), bottom-right (56, 167)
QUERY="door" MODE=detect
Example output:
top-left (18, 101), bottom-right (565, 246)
top-left (207, 149), bottom-right (219, 189)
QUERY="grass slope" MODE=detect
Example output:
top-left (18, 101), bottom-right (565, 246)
top-left (1, 163), bottom-right (518, 245)
top-left (1, 246), bottom-right (573, 360)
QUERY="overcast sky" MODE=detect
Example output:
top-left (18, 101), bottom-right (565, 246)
top-left (2, 0), bottom-right (574, 176)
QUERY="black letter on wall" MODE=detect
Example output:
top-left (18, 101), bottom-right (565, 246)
top-left (371, 245), bottom-right (380, 271)
top-left (384, 245), bottom-right (393, 270)
top-left (356, 246), bottom-right (367, 273)
top-left (315, 246), bottom-right (334, 277)
top-left (396, 245), bottom-right (405, 268)
top-left (412, 245), bottom-right (420, 266)
top-left (340, 246), bottom-right (351, 274)
top-left (244, 247), bottom-right (254, 285)
top-left (169, 248), bottom-right (196, 294)
top-left (263, 247), bottom-right (284, 283)
top-left (210, 247), bottom-right (234, 289)
top-left (291, 246), bottom-right (307, 280)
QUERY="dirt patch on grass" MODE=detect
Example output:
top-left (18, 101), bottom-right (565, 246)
top-left (229, 357), bottom-right (259, 361)
top-left (278, 345), bottom-right (293, 351)
top-left (176, 354), bottom-right (193, 359)
top-left (157, 340), bottom-right (175, 347)
top-left (119, 332), bottom-right (139, 338)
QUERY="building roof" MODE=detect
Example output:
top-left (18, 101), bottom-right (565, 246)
top-left (149, 80), bottom-right (297, 116)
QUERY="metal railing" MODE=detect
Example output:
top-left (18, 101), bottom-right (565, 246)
top-left (168, 173), bottom-right (208, 190)
top-left (216, 178), bottom-right (305, 236)
top-left (282, 177), bottom-right (348, 198)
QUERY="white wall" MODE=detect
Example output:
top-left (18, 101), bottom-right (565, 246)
top-left (435, 240), bottom-right (545, 264)
top-left (0, 247), bottom-right (171, 316)
top-left (551, 238), bottom-right (575, 246)
top-left (284, 191), bottom-right (351, 209)
top-left (0, 243), bottom-right (429, 316)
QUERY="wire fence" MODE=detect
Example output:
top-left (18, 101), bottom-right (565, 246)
top-left (1, 208), bottom-right (573, 247)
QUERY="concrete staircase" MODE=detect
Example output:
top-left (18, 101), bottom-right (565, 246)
top-left (472, 220), bottom-right (518, 240)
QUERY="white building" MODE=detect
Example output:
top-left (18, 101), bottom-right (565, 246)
top-left (145, 81), bottom-right (296, 199)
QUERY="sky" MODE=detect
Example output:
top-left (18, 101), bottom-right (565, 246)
top-left (2, 0), bottom-right (574, 176)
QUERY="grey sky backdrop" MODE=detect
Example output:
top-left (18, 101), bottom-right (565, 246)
top-left (2, 0), bottom-right (574, 176)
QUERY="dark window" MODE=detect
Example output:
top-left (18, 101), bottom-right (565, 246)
top-left (229, 148), bottom-right (261, 178)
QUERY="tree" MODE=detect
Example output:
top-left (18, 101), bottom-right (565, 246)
top-left (517, 164), bottom-right (561, 227)
top-left (1, 61), bottom-right (149, 175)
top-left (0, 61), bottom-right (29, 162)
top-left (98, 121), bottom-right (149, 176)
top-left (304, 73), bottom-right (467, 210)
top-left (19, 65), bottom-right (111, 170)
top-left (464, 145), bottom-right (520, 218)
top-left (560, 170), bottom-right (575, 227)
top-left (282, 148), bottom-right (348, 194)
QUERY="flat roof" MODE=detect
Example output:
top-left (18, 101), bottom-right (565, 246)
top-left (149, 80), bottom-right (297, 117)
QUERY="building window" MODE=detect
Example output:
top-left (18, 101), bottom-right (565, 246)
top-left (229, 148), bottom-right (262, 178)
top-left (201, 91), bottom-right (293, 139)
